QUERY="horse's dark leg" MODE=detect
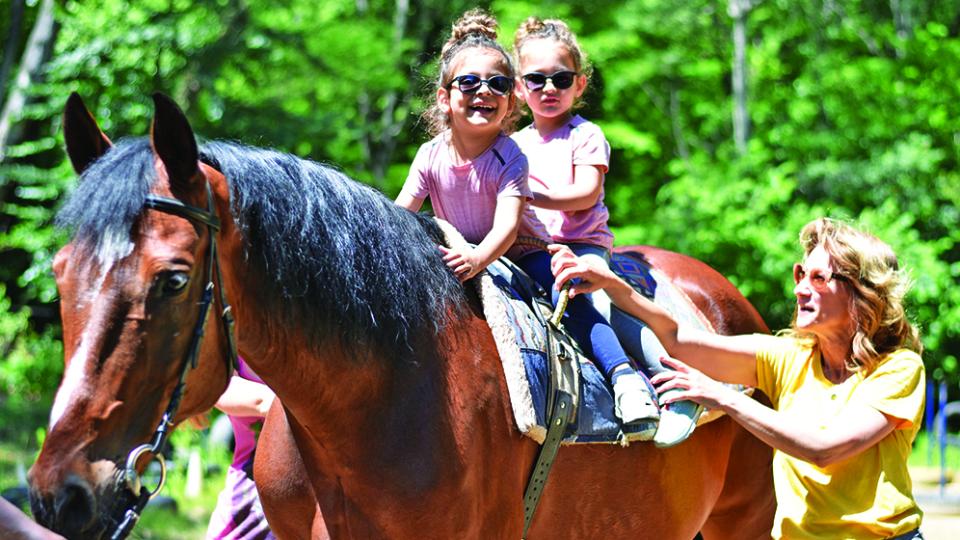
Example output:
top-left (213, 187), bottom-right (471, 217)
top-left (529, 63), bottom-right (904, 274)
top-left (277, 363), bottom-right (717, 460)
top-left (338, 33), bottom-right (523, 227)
top-left (255, 401), bottom-right (327, 540)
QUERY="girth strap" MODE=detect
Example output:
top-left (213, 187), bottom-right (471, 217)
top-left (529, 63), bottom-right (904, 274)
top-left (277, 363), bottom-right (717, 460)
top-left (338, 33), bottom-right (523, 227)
top-left (521, 391), bottom-right (573, 539)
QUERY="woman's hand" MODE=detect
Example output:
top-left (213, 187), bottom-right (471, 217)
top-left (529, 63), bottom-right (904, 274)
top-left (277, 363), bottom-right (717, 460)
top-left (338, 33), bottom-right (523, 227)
top-left (651, 356), bottom-right (735, 411)
top-left (439, 245), bottom-right (484, 281)
top-left (548, 244), bottom-right (619, 297)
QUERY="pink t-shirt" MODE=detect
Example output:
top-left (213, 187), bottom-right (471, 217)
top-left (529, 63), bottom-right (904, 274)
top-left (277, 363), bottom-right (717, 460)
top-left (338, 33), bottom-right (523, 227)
top-left (512, 115), bottom-right (614, 251)
top-left (401, 131), bottom-right (549, 259)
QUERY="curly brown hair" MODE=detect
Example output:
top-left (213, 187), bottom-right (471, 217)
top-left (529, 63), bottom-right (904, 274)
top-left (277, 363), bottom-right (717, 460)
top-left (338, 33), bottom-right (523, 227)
top-left (421, 9), bottom-right (520, 137)
top-left (787, 217), bottom-right (922, 374)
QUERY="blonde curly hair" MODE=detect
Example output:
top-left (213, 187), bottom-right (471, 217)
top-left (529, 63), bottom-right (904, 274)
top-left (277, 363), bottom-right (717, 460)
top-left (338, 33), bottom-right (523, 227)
top-left (422, 9), bottom-right (520, 137)
top-left (789, 217), bottom-right (922, 374)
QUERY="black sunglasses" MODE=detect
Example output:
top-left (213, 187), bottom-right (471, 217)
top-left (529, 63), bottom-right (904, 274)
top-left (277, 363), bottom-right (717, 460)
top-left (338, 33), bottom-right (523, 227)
top-left (447, 74), bottom-right (514, 96)
top-left (521, 70), bottom-right (578, 92)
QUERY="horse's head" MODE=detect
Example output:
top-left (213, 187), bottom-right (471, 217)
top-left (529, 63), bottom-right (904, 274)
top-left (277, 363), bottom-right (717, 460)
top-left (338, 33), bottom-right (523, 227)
top-left (28, 93), bottom-right (236, 538)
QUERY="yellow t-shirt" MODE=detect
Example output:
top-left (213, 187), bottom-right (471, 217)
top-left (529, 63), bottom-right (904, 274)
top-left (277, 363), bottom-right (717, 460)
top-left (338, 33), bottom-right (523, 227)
top-left (755, 336), bottom-right (925, 539)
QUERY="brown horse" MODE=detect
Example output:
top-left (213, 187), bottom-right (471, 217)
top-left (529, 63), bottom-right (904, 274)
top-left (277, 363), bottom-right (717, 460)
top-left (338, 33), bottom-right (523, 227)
top-left (29, 93), bottom-right (775, 539)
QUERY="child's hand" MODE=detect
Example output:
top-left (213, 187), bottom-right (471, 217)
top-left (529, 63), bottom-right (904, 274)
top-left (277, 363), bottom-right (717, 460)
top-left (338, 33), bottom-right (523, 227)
top-left (439, 245), bottom-right (484, 281)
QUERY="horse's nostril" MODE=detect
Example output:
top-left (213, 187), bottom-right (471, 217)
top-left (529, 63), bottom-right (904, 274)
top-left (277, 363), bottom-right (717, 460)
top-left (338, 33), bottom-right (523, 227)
top-left (29, 491), bottom-right (55, 528)
top-left (55, 478), bottom-right (97, 534)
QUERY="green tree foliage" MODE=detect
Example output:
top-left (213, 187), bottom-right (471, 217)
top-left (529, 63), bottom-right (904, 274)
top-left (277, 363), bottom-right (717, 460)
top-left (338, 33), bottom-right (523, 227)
top-left (1, 0), bottom-right (958, 414)
top-left (528, 0), bottom-right (960, 382)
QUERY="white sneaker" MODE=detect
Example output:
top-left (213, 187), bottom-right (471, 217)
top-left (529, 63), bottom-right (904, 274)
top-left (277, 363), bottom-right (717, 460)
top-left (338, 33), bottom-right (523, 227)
top-left (653, 390), bottom-right (704, 448)
top-left (613, 372), bottom-right (660, 425)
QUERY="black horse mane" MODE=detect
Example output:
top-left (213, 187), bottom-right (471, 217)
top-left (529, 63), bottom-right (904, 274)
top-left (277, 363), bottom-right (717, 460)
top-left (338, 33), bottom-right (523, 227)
top-left (57, 138), bottom-right (156, 256)
top-left (57, 137), bottom-right (465, 361)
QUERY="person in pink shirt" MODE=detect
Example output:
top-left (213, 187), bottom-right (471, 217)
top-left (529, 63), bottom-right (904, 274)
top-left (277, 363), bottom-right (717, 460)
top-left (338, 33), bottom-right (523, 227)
top-left (512, 17), bottom-right (698, 447)
top-left (205, 359), bottom-right (276, 540)
top-left (397, 9), bottom-right (658, 436)
top-left (397, 9), bottom-right (545, 278)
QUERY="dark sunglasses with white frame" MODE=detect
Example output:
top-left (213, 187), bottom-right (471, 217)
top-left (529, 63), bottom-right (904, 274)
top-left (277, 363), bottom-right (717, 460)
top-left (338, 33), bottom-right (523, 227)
top-left (447, 74), bottom-right (514, 96)
top-left (521, 70), bottom-right (578, 92)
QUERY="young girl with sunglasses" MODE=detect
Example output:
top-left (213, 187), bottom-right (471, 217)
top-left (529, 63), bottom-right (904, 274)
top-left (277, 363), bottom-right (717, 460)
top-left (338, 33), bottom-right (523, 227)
top-left (397, 10), bottom-right (659, 435)
top-left (396, 9), bottom-right (543, 281)
top-left (512, 17), bottom-right (702, 446)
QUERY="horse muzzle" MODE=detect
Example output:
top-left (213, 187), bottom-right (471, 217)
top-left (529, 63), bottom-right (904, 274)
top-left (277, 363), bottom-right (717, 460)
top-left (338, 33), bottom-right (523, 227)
top-left (29, 472), bottom-right (109, 539)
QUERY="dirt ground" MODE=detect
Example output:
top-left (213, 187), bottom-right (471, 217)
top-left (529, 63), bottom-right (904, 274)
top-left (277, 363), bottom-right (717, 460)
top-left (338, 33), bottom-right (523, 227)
top-left (919, 512), bottom-right (960, 540)
top-left (911, 466), bottom-right (960, 540)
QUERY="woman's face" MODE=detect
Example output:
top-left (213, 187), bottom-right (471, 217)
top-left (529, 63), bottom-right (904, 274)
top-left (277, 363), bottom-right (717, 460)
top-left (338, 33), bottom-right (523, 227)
top-left (793, 245), bottom-right (855, 339)
top-left (439, 49), bottom-right (512, 138)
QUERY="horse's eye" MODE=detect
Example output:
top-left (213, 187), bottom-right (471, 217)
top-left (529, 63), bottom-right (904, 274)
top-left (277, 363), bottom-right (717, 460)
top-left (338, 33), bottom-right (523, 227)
top-left (159, 271), bottom-right (190, 296)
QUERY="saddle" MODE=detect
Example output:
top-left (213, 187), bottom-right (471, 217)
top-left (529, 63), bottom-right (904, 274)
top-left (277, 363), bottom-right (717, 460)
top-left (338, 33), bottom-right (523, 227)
top-left (433, 220), bottom-right (723, 445)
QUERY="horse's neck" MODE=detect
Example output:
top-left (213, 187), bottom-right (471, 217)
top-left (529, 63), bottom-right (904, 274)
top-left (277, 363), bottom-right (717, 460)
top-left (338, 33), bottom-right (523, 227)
top-left (246, 312), bottom-right (500, 471)
top-left (247, 303), bottom-right (528, 535)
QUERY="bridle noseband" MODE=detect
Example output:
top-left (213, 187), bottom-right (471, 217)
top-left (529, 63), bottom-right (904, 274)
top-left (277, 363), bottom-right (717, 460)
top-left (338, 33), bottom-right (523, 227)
top-left (110, 183), bottom-right (239, 540)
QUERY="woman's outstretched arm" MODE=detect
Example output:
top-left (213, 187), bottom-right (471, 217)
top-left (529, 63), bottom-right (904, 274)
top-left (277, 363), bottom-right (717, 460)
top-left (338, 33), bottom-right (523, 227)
top-left (549, 244), bottom-right (770, 386)
top-left (654, 357), bottom-right (898, 467)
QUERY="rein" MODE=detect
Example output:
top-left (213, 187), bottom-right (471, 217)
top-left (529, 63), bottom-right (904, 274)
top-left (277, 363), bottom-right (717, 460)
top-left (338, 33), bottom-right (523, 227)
top-left (109, 183), bottom-right (239, 540)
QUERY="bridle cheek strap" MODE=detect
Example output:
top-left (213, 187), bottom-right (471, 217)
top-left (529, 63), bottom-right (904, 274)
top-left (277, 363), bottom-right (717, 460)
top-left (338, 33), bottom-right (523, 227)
top-left (110, 183), bottom-right (238, 540)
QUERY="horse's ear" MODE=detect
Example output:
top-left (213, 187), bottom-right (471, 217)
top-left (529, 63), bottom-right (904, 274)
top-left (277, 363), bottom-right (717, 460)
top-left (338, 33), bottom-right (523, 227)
top-left (63, 92), bottom-right (112, 174)
top-left (150, 92), bottom-right (200, 195)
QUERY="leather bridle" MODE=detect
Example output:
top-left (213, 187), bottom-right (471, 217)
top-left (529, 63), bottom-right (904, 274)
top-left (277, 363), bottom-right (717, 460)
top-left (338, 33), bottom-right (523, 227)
top-left (109, 183), bottom-right (239, 540)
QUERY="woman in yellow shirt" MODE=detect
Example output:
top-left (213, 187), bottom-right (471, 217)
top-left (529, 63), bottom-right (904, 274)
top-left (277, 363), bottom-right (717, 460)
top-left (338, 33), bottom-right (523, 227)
top-left (550, 217), bottom-right (925, 539)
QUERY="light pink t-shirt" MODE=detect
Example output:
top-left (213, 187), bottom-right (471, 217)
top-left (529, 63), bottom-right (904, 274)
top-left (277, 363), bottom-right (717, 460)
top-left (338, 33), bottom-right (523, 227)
top-left (401, 131), bottom-right (549, 259)
top-left (512, 115), bottom-right (614, 251)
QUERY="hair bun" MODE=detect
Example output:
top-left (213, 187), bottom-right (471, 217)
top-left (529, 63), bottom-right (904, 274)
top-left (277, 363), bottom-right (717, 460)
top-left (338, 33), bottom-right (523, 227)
top-left (448, 8), bottom-right (498, 46)
top-left (517, 16), bottom-right (546, 39)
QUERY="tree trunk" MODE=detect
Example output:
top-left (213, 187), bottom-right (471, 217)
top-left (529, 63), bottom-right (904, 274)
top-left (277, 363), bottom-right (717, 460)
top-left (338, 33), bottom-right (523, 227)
top-left (370, 0), bottom-right (411, 183)
top-left (0, 0), bottom-right (56, 163)
top-left (0, 0), bottom-right (27, 108)
top-left (729, 0), bottom-right (752, 156)
top-left (177, 0), bottom-right (250, 113)
top-left (890, 0), bottom-right (914, 55)
top-left (358, 0), bottom-right (412, 187)
top-left (669, 84), bottom-right (690, 161)
top-left (890, 0), bottom-right (913, 39)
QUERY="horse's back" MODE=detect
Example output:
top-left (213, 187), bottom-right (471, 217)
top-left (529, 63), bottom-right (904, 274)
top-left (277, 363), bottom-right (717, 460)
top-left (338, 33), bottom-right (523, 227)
top-left (256, 243), bottom-right (777, 539)
top-left (616, 245), bottom-right (769, 335)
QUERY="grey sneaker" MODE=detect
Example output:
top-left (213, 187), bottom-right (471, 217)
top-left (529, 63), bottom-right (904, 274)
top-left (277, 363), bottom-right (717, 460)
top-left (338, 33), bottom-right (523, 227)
top-left (613, 372), bottom-right (661, 425)
top-left (653, 390), bottom-right (704, 448)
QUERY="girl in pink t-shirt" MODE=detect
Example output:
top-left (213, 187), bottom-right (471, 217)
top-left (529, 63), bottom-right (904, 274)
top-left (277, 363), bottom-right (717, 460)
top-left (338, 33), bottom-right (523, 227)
top-left (513, 18), bottom-right (699, 447)
top-left (398, 10), bottom-right (659, 436)
top-left (396, 9), bottom-right (547, 279)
